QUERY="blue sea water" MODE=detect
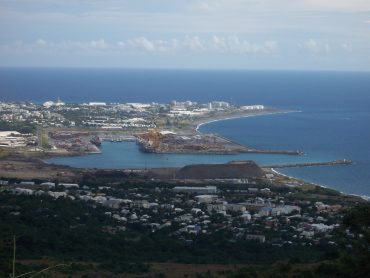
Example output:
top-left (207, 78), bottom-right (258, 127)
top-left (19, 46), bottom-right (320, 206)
top-left (200, 110), bottom-right (370, 196)
top-left (1, 68), bottom-right (370, 196)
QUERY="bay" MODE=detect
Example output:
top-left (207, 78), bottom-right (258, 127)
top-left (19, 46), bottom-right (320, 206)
top-left (1, 68), bottom-right (370, 196)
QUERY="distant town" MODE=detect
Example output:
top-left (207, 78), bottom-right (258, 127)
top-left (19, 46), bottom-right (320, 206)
top-left (0, 99), bottom-right (265, 131)
top-left (0, 174), bottom-right (353, 246)
top-left (0, 99), bottom-right (278, 156)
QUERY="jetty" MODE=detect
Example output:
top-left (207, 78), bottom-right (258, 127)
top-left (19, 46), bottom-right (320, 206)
top-left (243, 149), bottom-right (303, 155)
top-left (264, 159), bottom-right (352, 169)
top-left (215, 134), bottom-right (303, 155)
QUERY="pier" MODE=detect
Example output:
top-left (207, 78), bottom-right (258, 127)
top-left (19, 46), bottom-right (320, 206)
top-left (243, 149), bottom-right (303, 155)
top-left (264, 159), bottom-right (352, 169)
top-left (215, 134), bottom-right (303, 155)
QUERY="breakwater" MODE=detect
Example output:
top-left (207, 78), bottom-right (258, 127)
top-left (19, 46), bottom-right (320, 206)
top-left (264, 159), bottom-right (352, 169)
top-left (216, 134), bottom-right (303, 155)
top-left (242, 149), bottom-right (303, 155)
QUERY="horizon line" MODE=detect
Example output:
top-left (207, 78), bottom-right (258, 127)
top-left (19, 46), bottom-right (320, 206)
top-left (0, 66), bottom-right (369, 74)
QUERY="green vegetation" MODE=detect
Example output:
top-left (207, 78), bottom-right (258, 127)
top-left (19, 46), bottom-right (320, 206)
top-left (307, 186), bottom-right (341, 196)
top-left (40, 129), bottom-right (50, 149)
top-left (0, 188), bottom-right (368, 277)
top-left (224, 203), bottom-right (370, 278)
top-left (0, 120), bottom-right (37, 134)
top-left (0, 193), bottom-right (329, 276)
top-left (0, 148), bottom-right (9, 159)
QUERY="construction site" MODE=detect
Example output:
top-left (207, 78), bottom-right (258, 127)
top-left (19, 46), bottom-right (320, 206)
top-left (48, 131), bottom-right (101, 154)
top-left (136, 130), bottom-right (245, 154)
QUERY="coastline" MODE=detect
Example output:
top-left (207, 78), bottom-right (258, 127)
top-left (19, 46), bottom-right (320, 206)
top-left (195, 110), bottom-right (301, 132)
top-left (193, 109), bottom-right (369, 200)
top-left (6, 107), bottom-right (368, 199)
top-left (41, 109), bottom-right (291, 159)
top-left (270, 167), bottom-right (329, 188)
top-left (270, 168), bottom-right (370, 201)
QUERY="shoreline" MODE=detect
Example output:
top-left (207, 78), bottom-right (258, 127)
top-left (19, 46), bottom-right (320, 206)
top-left (193, 110), bottom-right (370, 200)
top-left (195, 110), bottom-right (301, 132)
top-left (270, 168), bottom-right (370, 201)
top-left (270, 168), bottom-right (329, 189)
top-left (8, 107), bottom-right (368, 200)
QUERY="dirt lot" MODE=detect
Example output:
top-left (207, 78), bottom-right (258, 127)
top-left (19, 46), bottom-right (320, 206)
top-left (16, 260), bottom-right (245, 278)
top-left (150, 262), bottom-right (243, 277)
top-left (0, 159), bottom-right (81, 182)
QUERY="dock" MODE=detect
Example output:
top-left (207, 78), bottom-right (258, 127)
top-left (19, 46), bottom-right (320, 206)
top-left (264, 159), bottom-right (352, 169)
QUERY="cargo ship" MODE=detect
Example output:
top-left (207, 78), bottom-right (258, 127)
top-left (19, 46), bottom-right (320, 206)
top-left (90, 135), bottom-right (102, 147)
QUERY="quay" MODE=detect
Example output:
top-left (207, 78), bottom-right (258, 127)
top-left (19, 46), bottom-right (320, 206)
top-left (264, 159), bottom-right (352, 169)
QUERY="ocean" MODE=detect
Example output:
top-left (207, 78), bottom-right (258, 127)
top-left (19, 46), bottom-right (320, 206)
top-left (1, 68), bottom-right (370, 196)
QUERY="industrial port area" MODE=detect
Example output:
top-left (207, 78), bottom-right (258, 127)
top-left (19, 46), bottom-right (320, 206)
top-left (136, 130), bottom-right (303, 155)
top-left (0, 99), bottom-right (353, 176)
top-left (0, 99), bottom-right (303, 156)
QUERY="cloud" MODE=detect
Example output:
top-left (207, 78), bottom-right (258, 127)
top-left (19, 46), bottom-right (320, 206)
top-left (301, 39), bottom-right (330, 54)
top-left (190, 0), bottom-right (370, 12)
top-left (191, 0), bottom-right (258, 12)
top-left (36, 39), bottom-right (47, 46)
top-left (341, 43), bottom-right (353, 52)
top-left (300, 39), bottom-right (356, 55)
top-left (128, 37), bottom-right (155, 51)
top-left (300, 0), bottom-right (370, 12)
top-left (0, 36), bottom-right (279, 55)
top-left (3, 0), bottom-right (370, 13)
top-left (225, 35), bottom-right (278, 54)
top-left (90, 39), bottom-right (108, 49)
top-left (183, 36), bottom-right (206, 51)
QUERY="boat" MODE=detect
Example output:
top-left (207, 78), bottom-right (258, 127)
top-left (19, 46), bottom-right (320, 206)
top-left (90, 135), bottom-right (102, 146)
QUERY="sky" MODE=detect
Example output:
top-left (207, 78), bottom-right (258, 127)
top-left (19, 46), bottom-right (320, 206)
top-left (0, 0), bottom-right (369, 70)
